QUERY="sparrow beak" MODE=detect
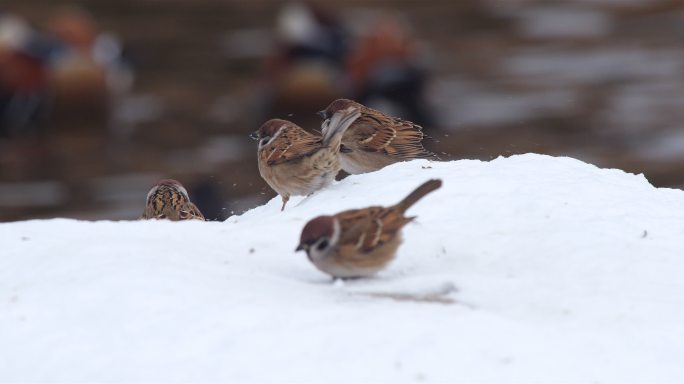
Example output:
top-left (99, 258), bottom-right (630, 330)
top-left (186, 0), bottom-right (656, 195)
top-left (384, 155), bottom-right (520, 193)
top-left (249, 131), bottom-right (259, 140)
top-left (295, 244), bottom-right (306, 252)
top-left (316, 110), bottom-right (327, 119)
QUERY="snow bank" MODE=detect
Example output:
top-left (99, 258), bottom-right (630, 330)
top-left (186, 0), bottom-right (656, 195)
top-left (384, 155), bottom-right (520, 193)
top-left (1, 154), bottom-right (684, 383)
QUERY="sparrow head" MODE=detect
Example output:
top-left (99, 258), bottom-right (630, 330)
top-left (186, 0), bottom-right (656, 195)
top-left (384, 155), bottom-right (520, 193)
top-left (146, 179), bottom-right (189, 203)
top-left (296, 215), bottom-right (339, 255)
top-left (318, 98), bottom-right (361, 120)
top-left (254, 119), bottom-right (290, 149)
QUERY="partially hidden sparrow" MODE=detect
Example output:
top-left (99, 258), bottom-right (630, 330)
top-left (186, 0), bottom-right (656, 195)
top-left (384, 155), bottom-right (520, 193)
top-left (296, 178), bottom-right (442, 278)
top-left (318, 98), bottom-right (436, 174)
top-left (140, 179), bottom-right (205, 221)
top-left (252, 106), bottom-right (361, 211)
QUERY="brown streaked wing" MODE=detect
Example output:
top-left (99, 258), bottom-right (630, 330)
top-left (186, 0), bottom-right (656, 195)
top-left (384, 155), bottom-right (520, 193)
top-left (141, 194), bottom-right (165, 219)
top-left (351, 113), bottom-right (396, 153)
top-left (265, 128), bottom-right (323, 166)
top-left (336, 206), bottom-right (410, 254)
top-left (384, 117), bottom-right (432, 158)
top-left (353, 110), bottom-right (432, 159)
top-left (370, 208), bottom-right (414, 250)
top-left (336, 207), bottom-right (376, 251)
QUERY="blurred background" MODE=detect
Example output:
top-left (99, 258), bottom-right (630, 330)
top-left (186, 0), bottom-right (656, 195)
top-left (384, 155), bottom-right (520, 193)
top-left (1, 0), bottom-right (683, 221)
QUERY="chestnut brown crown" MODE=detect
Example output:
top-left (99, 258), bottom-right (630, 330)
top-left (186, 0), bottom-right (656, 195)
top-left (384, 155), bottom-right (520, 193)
top-left (298, 215), bottom-right (336, 249)
top-left (318, 99), bottom-right (361, 120)
top-left (250, 119), bottom-right (291, 141)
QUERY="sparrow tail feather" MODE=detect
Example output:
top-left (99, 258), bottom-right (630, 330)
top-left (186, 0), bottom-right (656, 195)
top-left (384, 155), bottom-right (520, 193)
top-left (394, 179), bottom-right (442, 214)
top-left (322, 107), bottom-right (361, 149)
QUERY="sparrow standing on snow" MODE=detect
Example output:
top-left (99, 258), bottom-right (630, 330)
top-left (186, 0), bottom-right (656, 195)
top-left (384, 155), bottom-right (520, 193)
top-left (296, 179), bottom-right (442, 278)
top-left (318, 98), bottom-right (436, 174)
top-left (252, 106), bottom-right (361, 210)
top-left (140, 179), bottom-right (205, 221)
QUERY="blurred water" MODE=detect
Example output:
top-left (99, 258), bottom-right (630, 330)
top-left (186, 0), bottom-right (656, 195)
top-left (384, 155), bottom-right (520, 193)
top-left (1, 0), bottom-right (683, 221)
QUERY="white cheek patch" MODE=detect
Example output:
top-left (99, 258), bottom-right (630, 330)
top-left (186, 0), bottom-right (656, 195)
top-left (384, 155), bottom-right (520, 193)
top-left (308, 219), bottom-right (341, 262)
top-left (309, 246), bottom-right (324, 262)
top-left (331, 219), bottom-right (341, 245)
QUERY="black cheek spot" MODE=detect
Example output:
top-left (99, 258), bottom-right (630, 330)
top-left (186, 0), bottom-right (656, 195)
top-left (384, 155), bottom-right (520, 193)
top-left (317, 239), bottom-right (329, 251)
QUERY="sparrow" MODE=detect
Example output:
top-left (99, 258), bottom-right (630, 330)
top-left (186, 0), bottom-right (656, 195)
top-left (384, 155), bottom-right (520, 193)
top-left (251, 106), bottom-right (361, 211)
top-left (318, 98), bottom-right (436, 174)
top-left (140, 179), bottom-right (205, 221)
top-left (296, 178), bottom-right (442, 278)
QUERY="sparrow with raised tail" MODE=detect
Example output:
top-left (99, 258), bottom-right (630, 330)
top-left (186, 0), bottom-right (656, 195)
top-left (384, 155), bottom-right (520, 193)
top-left (318, 98), bottom-right (436, 174)
top-left (140, 179), bottom-right (205, 221)
top-left (296, 179), bottom-right (442, 278)
top-left (251, 106), bottom-right (361, 210)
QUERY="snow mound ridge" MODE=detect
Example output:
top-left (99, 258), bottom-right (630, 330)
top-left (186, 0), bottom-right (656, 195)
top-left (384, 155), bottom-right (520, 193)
top-left (1, 153), bottom-right (684, 383)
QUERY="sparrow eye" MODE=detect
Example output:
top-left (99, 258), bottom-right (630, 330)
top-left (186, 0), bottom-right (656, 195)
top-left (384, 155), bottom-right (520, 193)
top-left (317, 238), bottom-right (329, 251)
top-left (260, 136), bottom-right (271, 146)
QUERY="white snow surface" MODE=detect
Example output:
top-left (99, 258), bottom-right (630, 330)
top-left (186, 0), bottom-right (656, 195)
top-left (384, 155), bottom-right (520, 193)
top-left (2, 154), bottom-right (684, 383)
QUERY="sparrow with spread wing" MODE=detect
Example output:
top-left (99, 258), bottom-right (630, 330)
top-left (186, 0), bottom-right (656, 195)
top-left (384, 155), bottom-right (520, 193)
top-left (252, 106), bottom-right (361, 210)
top-left (318, 98), bottom-right (436, 174)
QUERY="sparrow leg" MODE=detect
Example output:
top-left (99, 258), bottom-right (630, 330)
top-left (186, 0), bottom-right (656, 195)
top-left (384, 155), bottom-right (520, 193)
top-left (294, 191), bottom-right (316, 208)
top-left (281, 195), bottom-right (289, 211)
